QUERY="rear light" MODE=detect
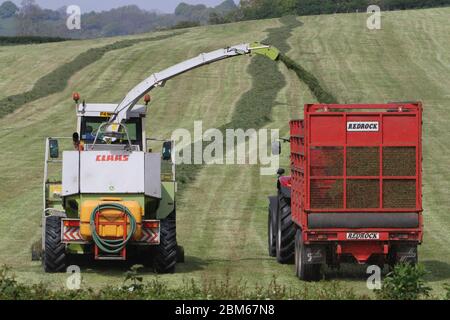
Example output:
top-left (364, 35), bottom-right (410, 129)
top-left (390, 232), bottom-right (417, 240)
top-left (144, 94), bottom-right (151, 105)
top-left (143, 221), bottom-right (159, 229)
top-left (308, 233), bottom-right (337, 241)
top-left (72, 92), bottom-right (80, 103)
top-left (63, 220), bottom-right (80, 227)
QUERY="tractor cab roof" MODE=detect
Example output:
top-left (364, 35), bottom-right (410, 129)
top-left (77, 103), bottom-right (147, 118)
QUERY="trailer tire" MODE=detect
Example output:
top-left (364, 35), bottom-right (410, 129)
top-left (44, 216), bottom-right (67, 273)
top-left (295, 229), bottom-right (321, 281)
top-left (154, 211), bottom-right (177, 274)
top-left (276, 195), bottom-right (295, 264)
top-left (268, 202), bottom-right (277, 257)
top-left (389, 244), bottom-right (418, 268)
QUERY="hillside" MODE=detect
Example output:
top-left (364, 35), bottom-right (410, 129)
top-left (0, 8), bottom-right (449, 296)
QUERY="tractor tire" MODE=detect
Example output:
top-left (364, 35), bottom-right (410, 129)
top-left (44, 216), bottom-right (67, 273)
top-left (154, 211), bottom-right (177, 274)
top-left (276, 195), bottom-right (295, 264)
top-left (295, 229), bottom-right (321, 281)
top-left (268, 202), bottom-right (277, 257)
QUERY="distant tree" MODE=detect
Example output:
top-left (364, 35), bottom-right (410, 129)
top-left (208, 12), bottom-right (225, 24)
top-left (0, 1), bottom-right (19, 18)
top-left (214, 0), bottom-right (238, 13)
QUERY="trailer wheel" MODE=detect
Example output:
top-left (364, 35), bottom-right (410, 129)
top-left (268, 202), bottom-right (277, 257)
top-left (44, 216), bottom-right (67, 273)
top-left (295, 229), bottom-right (321, 281)
top-left (389, 244), bottom-right (418, 268)
top-left (154, 211), bottom-right (177, 274)
top-left (276, 195), bottom-right (295, 264)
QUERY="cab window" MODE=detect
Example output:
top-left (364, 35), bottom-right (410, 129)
top-left (80, 117), bottom-right (142, 147)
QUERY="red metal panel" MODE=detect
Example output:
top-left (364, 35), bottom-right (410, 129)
top-left (309, 115), bottom-right (345, 146)
top-left (290, 103), bottom-right (423, 245)
top-left (383, 115), bottom-right (418, 145)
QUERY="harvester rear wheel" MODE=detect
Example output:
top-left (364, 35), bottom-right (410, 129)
top-left (154, 211), bottom-right (177, 274)
top-left (268, 202), bottom-right (277, 257)
top-left (295, 229), bottom-right (321, 281)
top-left (276, 195), bottom-right (295, 264)
top-left (44, 216), bottom-right (67, 273)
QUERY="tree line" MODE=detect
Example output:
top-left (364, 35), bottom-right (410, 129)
top-left (233, 0), bottom-right (450, 22)
top-left (1, 0), bottom-right (450, 38)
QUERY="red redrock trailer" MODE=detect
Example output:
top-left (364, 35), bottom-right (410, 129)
top-left (268, 103), bottom-right (423, 281)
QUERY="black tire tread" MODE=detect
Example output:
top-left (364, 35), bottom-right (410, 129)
top-left (276, 195), bottom-right (295, 263)
top-left (154, 211), bottom-right (177, 273)
top-left (44, 216), bottom-right (67, 273)
top-left (295, 229), bottom-right (321, 281)
top-left (268, 204), bottom-right (276, 257)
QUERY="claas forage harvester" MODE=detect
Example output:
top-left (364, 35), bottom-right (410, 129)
top-left (40, 42), bottom-right (279, 273)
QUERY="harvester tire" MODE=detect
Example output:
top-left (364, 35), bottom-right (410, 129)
top-left (268, 201), bottom-right (277, 257)
top-left (276, 195), bottom-right (295, 264)
top-left (154, 211), bottom-right (177, 274)
top-left (295, 229), bottom-right (321, 281)
top-left (44, 216), bottom-right (67, 273)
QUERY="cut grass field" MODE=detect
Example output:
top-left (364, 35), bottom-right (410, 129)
top-left (0, 8), bottom-right (450, 298)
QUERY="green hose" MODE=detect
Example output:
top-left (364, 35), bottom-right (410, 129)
top-left (90, 203), bottom-right (136, 254)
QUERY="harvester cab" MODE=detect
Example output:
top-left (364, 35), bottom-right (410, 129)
top-left (40, 42), bottom-right (279, 273)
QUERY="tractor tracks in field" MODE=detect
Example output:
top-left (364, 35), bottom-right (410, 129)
top-left (0, 32), bottom-right (185, 119)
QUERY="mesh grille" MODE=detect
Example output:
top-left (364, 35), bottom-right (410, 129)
top-left (383, 180), bottom-right (416, 208)
top-left (310, 147), bottom-right (343, 176)
top-left (347, 147), bottom-right (379, 176)
top-left (383, 147), bottom-right (416, 176)
top-left (347, 179), bottom-right (379, 208)
top-left (311, 179), bottom-right (343, 208)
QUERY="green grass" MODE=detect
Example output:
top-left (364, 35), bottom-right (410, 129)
top-left (0, 8), bottom-right (450, 298)
top-left (0, 32), bottom-right (183, 118)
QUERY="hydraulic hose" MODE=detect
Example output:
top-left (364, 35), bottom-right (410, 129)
top-left (90, 203), bottom-right (136, 254)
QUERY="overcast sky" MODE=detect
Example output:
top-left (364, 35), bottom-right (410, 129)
top-left (10, 0), bottom-right (239, 13)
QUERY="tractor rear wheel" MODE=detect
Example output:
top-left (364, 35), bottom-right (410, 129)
top-left (268, 201), bottom-right (277, 257)
top-left (295, 229), bottom-right (321, 281)
top-left (44, 216), bottom-right (67, 273)
top-left (276, 195), bottom-right (295, 264)
top-left (154, 211), bottom-right (177, 274)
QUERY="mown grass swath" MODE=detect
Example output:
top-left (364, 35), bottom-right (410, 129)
top-left (0, 36), bottom-right (70, 45)
top-left (0, 32), bottom-right (183, 118)
top-left (176, 16), bottom-right (301, 191)
top-left (176, 15), bottom-right (337, 191)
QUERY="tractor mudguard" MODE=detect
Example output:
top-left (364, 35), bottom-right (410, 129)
top-left (278, 176), bottom-right (291, 199)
